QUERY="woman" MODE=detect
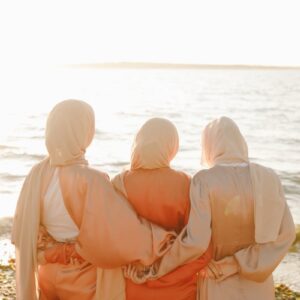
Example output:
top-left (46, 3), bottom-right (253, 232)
top-left (111, 118), bottom-right (212, 300)
top-left (11, 100), bottom-right (174, 300)
top-left (127, 116), bottom-right (295, 300)
top-left (42, 117), bottom-right (211, 300)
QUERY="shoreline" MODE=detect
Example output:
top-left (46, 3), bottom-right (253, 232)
top-left (1, 218), bottom-right (299, 299)
top-left (64, 61), bottom-right (300, 70)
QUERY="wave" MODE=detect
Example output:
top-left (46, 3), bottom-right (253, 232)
top-left (1, 152), bottom-right (45, 161)
top-left (0, 173), bottom-right (25, 182)
top-left (0, 145), bottom-right (17, 151)
top-left (11, 135), bottom-right (44, 140)
top-left (93, 161), bottom-right (130, 168)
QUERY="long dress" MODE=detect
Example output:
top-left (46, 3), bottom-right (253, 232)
top-left (38, 168), bottom-right (97, 300)
top-left (12, 159), bottom-right (175, 300)
top-left (142, 164), bottom-right (295, 300)
top-left (112, 167), bottom-right (212, 300)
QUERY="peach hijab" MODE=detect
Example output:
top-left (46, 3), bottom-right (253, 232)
top-left (130, 117), bottom-right (179, 169)
top-left (201, 116), bottom-right (285, 243)
top-left (11, 100), bottom-right (95, 300)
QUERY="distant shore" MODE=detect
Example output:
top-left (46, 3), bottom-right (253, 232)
top-left (65, 62), bottom-right (300, 70)
top-left (1, 218), bottom-right (299, 299)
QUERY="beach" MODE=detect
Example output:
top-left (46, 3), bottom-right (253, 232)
top-left (1, 66), bottom-right (300, 299)
top-left (1, 67), bottom-right (300, 221)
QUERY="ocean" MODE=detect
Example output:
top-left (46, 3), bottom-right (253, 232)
top-left (0, 66), bottom-right (300, 224)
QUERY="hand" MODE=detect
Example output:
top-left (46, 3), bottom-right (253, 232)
top-left (43, 243), bottom-right (85, 265)
top-left (199, 256), bottom-right (239, 282)
top-left (37, 226), bottom-right (57, 250)
top-left (36, 226), bottom-right (85, 265)
top-left (123, 264), bottom-right (148, 284)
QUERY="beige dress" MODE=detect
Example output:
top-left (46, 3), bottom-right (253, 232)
top-left (196, 164), bottom-right (293, 299)
top-left (153, 164), bottom-right (295, 300)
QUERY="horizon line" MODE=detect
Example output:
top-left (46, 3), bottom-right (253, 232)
top-left (64, 61), bottom-right (300, 70)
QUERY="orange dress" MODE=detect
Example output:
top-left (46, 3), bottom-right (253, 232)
top-left (123, 167), bottom-right (212, 300)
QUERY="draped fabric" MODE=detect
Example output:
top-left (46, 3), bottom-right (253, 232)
top-left (113, 117), bottom-right (211, 300)
top-left (12, 101), bottom-right (177, 300)
top-left (112, 170), bottom-right (211, 300)
top-left (131, 117), bottom-right (179, 169)
top-left (45, 99), bottom-right (95, 166)
top-left (12, 99), bottom-right (95, 299)
top-left (201, 116), bottom-right (285, 243)
top-left (125, 117), bottom-right (295, 300)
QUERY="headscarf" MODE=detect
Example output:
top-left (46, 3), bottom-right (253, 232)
top-left (201, 116), bottom-right (248, 167)
top-left (11, 99), bottom-right (95, 299)
top-left (130, 117), bottom-right (179, 169)
top-left (46, 99), bottom-right (95, 166)
top-left (201, 116), bottom-right (285, 243)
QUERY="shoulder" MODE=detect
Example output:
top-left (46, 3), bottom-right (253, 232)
top-left (250, 162), bottom-right (279, 180)
top-left (171, 169), bottom-right (191, 182)
top-left (63, 164), bottom-right (110, 184)
top-left (24, 158), bottom-right (50, 180)
top-left (192, 167), bottom-right (216, 184)
top-left (250, 162), bottom-right (275, 172)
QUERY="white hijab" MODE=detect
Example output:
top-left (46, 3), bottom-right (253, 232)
top-left (202, 116), bottom-right (285, 243)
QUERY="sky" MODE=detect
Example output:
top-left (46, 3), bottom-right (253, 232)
top-left (1, 0), bottom-right (300, 67)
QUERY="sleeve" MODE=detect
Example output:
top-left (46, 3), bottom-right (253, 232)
top-left (75, 173), bottom-right (176, 268)
top-left (233, 202), bottom-right (295, 282)
top-left (130, 174), bottom-right (212, 282)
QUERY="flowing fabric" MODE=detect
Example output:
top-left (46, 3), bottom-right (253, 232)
top-left (114, 118), bottom-right (211, 300)
top-left (201, 116), bottom-right (285, 243)
top-left (45, 99), bottom-right (95, 166)
top-left (113, 171), bottom-right (211, 300)
top-left (201, 116), bottom-right (248, 167)
top-left (12, 101), bottom-right (177, 300)
top-left (59, 120), bottom-right (178, 299)
top-left (12, 159), bottom-right (55, 300)
top-left (131, 117), bottom-right (179, 169)
top-left (126, 117), bottom-right (295, 300)
top-left (12, 99), bottom-right (95, 300)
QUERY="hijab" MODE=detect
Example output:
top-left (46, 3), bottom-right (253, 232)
top-left (46, 99), bottom-right (95, 166)
top-left (201, 116), bottom-right (248, 167)
top-left (130, 117), bottom-right (179, 169)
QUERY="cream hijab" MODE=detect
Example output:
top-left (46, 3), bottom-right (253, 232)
top-left (11, 99), bottom-right (95, 300)
top-left (201, 116), bottom-right (248, 166)
top-left (130, 117), bottom-right (179, 169)
top-left (46, 99), bottom-right (95, 166)
top-left (201, 116), bottom-right (285, 243)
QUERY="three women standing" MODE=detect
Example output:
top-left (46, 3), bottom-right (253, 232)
top-left (12, 99), bottom-right (295, 300)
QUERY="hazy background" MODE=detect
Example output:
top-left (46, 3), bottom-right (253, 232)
top-left (0, 0), bottom-right (299, 220)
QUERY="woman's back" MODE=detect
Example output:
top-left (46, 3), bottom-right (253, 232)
top-left (124, 167), bottom-right (190, 233)
top-left (199, 165), bottom-right (255, 260)
top-left (122, 167), bottom-right (203, 300)
top-left (115, 117), bottom-right (211, 300)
